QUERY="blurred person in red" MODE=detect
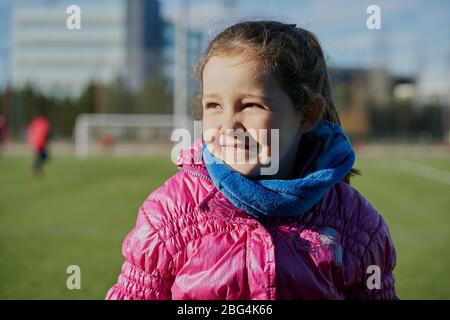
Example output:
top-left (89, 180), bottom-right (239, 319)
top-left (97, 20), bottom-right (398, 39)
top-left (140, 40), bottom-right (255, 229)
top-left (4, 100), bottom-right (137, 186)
top-left (0, 115), bottom-right (6, 156)
top-left (28, 111), bottom-right (51, 177)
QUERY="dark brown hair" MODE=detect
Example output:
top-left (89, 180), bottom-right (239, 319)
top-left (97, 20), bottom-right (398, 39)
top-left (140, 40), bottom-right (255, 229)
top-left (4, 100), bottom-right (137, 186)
top-left (192, 20), bottom-right (360, 184)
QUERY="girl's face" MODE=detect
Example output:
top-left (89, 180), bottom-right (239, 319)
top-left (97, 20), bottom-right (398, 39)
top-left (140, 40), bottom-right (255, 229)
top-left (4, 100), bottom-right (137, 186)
top-left (201, 55), bottom-right (303, 178)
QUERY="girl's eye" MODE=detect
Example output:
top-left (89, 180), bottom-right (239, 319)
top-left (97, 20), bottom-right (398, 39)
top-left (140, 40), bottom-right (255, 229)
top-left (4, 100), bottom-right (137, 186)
top-left (244, 103), bottom-right (264, 109)
top-left (205, 103), bottom-right (220, 110)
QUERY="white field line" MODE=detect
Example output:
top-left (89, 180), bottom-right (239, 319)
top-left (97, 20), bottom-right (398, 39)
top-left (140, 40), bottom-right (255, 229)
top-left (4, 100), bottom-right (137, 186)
top-left (385, 159), bottom-right (450, 186)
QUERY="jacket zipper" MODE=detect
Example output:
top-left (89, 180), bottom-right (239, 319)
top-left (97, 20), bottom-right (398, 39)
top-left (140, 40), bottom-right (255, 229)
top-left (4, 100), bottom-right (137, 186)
top-left (180, 165), bottom-right (212, 182)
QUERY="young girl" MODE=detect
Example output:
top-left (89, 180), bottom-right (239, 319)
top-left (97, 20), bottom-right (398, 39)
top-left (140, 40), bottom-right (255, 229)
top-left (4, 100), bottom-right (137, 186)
top-left (106, 21), bottom-right (397, 300)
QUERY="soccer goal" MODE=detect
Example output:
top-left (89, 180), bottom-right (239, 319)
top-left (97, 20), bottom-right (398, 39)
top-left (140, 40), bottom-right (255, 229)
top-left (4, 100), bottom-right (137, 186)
top-left (74, 113), bottom-right (179, 158)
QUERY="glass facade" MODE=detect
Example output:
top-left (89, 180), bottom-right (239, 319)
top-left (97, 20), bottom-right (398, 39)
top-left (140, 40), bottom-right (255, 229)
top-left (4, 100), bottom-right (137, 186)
top-left (11, 0), bottom-right (204, 98)
top-left (11, 3), bottom-right (127, 97)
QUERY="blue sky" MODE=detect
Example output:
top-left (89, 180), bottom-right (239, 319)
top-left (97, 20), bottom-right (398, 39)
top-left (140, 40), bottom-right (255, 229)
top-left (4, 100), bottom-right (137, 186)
top-left (1, 0), bottom-right (449, 95)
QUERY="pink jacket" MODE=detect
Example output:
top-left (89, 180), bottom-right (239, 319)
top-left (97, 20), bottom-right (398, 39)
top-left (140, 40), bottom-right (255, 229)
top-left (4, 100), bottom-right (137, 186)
top-left (106, 139), bottom-right (397, 300)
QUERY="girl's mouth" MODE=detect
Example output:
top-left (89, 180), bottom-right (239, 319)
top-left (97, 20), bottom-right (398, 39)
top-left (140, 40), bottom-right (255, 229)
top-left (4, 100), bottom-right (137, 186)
top-left (220, 142), bottom-right (250, 150)
top-left (219, 134), bottom-right (256, 149)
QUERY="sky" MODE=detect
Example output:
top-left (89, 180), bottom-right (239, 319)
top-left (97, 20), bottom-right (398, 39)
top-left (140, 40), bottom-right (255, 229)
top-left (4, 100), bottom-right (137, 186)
top-left (1, 0), bottom-right (449, 96)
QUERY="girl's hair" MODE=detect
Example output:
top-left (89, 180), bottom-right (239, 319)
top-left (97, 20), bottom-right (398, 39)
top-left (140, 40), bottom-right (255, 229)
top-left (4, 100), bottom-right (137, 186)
top-left (192, 20), bottom-right (360, 184)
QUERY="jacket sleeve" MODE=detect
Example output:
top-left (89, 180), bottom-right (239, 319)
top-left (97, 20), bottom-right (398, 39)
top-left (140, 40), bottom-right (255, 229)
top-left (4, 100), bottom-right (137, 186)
top-left (106, 193), bottom-right (180, 300)
top-left (345, 215), bottom-right (398, 300)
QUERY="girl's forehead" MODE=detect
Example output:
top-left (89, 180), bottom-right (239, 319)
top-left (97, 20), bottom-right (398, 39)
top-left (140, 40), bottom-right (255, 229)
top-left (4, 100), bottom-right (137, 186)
top-left (203, 56), bottom-right (261, 76)
top-left (202, 56), bottom-right (279, 94)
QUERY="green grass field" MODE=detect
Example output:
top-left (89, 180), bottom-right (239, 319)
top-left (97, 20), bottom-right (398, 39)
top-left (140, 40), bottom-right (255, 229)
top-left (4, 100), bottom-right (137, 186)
top-left (0, 154), bottom-right (449, 299)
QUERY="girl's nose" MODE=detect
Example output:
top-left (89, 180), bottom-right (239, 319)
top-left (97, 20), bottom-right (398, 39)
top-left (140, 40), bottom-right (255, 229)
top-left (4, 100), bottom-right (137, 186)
top-left (221, 109), bottom-right (245, 133)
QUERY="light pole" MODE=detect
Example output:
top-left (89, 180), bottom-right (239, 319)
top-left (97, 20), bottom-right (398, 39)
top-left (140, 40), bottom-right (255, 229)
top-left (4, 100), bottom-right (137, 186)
top-left (174, 0), bottom-right (190, 135)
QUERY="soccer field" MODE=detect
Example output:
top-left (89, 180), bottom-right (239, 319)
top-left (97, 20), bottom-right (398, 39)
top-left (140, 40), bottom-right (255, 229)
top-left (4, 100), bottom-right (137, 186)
top-left (0, 155), bottom-right (449, 299)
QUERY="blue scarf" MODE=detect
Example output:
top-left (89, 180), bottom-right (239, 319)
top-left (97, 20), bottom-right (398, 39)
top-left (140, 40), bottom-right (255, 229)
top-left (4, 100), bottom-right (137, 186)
top-left (202, 118), bottom-right (356, 218)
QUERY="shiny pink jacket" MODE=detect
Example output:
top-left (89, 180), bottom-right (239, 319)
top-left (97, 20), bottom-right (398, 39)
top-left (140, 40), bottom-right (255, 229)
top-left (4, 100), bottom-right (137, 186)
top-left (106, 139), bottom-right (397, 300)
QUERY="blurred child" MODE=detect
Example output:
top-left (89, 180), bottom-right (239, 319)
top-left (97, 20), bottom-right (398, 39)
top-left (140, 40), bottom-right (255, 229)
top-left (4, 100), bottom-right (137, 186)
top-left (0, 115), bottom-right (5, 156)
top-left (107, 21), bottom-right (397, 300)
top-left (28, 114), bottom-right (51, 177)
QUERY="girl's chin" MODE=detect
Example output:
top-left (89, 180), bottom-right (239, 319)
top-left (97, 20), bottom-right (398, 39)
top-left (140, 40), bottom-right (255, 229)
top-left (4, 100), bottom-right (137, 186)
top-left (208, 145), bottom-right (269, 177)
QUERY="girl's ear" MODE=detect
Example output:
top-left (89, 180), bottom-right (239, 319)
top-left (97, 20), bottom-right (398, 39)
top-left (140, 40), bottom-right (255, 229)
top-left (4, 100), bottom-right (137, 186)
top-left (299, 94), bottom-right (326, 133)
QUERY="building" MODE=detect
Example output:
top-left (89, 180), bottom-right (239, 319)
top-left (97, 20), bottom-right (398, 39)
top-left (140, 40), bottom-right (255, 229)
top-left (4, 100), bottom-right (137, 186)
top-left (160, 19), bottom-right (204, 100)
top-left (329, 67), bottom-right (417, 140)
top-left (126, 0), bottom-right (161, 92)
top-left (11, 2), bottom-right (127, 97)
top-left (10, 0), bottom-right (203, 98)
top-left (329, 67), bottom-right (417, 105)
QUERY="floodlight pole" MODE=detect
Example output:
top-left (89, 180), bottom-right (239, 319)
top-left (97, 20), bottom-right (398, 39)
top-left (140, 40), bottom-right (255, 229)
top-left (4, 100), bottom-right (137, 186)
top-left (174, 0), bottom-right (190, 135)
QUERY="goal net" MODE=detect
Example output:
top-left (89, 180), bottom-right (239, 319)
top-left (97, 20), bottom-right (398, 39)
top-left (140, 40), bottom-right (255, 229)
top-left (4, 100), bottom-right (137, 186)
top-left (74, 114), bottom-right (178, 158)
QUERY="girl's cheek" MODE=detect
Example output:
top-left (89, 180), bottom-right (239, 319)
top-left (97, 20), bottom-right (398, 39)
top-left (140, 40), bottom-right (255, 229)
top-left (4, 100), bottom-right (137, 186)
top-left (203, 127), bottom-right (220, 145)
top-left (259, 142), bottom-right (271, 165)
top-left (249, 128), bottom-right (271, 164)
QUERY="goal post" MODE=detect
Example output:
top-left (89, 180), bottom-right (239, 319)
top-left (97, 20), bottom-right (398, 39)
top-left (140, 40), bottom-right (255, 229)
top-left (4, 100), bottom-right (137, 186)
top-left (74, 113), bottom-right (177, 158)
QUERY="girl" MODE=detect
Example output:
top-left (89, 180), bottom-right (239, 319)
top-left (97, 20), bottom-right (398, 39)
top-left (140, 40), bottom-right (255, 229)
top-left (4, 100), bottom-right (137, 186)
top-left (106, 21), bottom-right (397, 300)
